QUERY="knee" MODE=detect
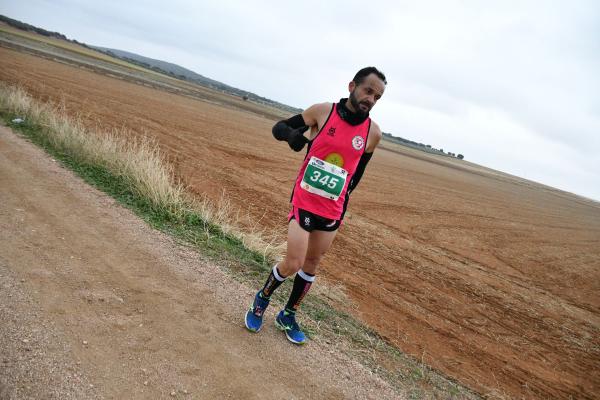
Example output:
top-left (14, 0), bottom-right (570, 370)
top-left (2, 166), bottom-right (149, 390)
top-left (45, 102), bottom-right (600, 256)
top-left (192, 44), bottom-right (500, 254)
top-left (303, 255), bottom-right (323, 269)
top-left (279, 257), bottom-right (303, 277)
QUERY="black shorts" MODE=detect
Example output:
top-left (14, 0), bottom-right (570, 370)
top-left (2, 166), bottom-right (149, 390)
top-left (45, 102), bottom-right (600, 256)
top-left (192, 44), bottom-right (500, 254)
top-left (288, 206), bottom-right (341, 232)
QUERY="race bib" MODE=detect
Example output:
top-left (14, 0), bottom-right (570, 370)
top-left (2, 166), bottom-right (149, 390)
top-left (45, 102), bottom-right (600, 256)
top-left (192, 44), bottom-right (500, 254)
top-left (301, 156), bottom-right (347, 201)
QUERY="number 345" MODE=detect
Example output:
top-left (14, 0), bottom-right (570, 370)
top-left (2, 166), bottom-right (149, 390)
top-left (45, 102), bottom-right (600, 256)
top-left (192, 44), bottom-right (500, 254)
top-left (309, 170), bottom-right (339, 189)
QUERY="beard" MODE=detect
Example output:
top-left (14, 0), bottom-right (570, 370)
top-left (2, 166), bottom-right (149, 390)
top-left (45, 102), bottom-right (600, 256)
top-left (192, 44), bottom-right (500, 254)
top-left (349, 90), bottom-right (370, 117)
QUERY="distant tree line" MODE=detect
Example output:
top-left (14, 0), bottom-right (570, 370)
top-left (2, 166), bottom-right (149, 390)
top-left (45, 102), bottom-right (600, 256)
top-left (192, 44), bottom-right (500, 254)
top-left (382, 132), bottom-right (464, 160)
top-left (0, 14), bottom-right (68, 40)
top-left (1, 14), bottom-right (95, 51)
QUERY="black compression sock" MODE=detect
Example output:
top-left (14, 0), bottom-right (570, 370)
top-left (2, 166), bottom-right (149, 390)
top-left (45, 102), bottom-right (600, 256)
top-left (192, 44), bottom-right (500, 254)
top-left (285, 270), bottom-right (315, 312)
top-left (260, 264), bottom-right (286, 299)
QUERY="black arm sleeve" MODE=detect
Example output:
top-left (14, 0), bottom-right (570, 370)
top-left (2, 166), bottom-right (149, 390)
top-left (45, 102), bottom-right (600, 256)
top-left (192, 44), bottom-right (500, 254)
top-left (348, 151), bottom-right (373, 193)
top-left (272, 114), bottom-right (310, 151)
top-left (272, 114), bottom-right (308, 140)
top-left (284, 114), bottom-right (307, 129)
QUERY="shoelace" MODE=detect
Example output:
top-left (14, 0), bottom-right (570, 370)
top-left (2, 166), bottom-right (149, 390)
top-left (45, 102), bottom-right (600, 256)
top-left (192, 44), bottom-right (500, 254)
top-left (283, 314), bottom-right (300, 331)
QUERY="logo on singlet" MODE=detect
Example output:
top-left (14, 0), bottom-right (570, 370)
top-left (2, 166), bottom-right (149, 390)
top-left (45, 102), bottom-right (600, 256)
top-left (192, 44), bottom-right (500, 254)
top-left (328, 127), bottom-right (336, 136)
top-left (352, 135), bottom-right (365, 150)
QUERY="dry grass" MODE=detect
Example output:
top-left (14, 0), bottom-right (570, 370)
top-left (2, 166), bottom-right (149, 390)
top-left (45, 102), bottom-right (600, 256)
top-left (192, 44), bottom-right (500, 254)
top-left (0, 83), bottom-right (284, 259)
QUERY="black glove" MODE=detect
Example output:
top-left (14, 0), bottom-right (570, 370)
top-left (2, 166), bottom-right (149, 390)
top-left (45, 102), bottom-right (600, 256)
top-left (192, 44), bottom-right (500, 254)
top-left (272, 121), bottom-right (309, 151)
top-left (288, 127), bottom-right (309, 151)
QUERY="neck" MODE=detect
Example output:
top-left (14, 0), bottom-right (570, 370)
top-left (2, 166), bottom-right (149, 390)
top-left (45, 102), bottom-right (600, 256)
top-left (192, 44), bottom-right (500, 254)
top-left (345, 98), bottom-right (357, 113)
top-left (336, 98), bottom-right (369, 126)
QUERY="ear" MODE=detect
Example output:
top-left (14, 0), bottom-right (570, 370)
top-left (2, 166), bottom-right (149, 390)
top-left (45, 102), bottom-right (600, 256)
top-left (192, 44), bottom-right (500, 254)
top-left (348, 80), bottom-right (356, 93)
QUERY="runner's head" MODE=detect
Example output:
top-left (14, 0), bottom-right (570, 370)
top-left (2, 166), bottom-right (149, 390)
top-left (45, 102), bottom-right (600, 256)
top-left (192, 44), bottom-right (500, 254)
top-left (348, 67), bottom-right (387, 116)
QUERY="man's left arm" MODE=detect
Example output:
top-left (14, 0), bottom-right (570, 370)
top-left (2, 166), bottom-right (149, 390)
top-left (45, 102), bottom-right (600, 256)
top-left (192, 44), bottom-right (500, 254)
top-left (347, 122), bottom-right (382, 193)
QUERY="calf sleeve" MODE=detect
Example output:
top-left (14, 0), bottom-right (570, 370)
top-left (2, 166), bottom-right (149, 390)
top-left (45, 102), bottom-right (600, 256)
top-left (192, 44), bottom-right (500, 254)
top-left (260, 264), bottom-right (286, 299)
top-left (284, 270), bottom-right (315, 313)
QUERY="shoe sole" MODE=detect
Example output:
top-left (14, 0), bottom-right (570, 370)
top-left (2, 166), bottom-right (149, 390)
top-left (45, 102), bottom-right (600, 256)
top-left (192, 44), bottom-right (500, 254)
top-left (244, 310), bottom-right (262, 333)
top-left (274, 319), bottom-right (305, 345)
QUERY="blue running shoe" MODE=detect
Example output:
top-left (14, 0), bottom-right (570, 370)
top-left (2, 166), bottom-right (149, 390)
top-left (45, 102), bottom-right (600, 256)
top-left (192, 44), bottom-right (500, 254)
top-left (245, 291), bottom-right (269, 332)
top-left (275, 310), bottom-right (306, 345)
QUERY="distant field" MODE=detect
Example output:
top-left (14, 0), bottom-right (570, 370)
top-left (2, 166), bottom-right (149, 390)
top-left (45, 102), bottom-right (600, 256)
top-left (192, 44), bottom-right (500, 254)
top-left (0, 22), bottom-right (176, 77)
top-left (0, 23), bottom-right (288, 121)
top-left (1, 33), bottom-right (599, 400)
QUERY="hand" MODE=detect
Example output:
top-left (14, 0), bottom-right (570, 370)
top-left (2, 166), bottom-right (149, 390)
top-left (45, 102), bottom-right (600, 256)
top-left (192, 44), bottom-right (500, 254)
top-left (273, 122), bottom-right (308, 141)
top-left (288, 127), bottom-right (309, 151)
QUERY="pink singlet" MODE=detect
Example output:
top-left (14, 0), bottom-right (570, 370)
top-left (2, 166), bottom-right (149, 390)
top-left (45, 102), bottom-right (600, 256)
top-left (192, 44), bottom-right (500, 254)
top-left (291, 103), bottom-right (371, 220)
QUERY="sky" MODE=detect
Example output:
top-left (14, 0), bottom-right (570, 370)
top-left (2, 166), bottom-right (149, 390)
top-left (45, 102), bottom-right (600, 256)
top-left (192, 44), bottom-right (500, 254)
top-left (2, 0), bottom-right (599, 201)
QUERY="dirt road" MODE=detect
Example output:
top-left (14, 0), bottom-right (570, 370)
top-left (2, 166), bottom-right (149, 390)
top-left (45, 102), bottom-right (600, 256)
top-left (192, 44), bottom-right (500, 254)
top-left (0, 125), bottom-right (399, 399)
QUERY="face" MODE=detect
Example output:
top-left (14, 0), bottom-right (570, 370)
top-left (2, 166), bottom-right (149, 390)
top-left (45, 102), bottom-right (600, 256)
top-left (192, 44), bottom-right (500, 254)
top-left (348, 73), bottom-right (386, 116)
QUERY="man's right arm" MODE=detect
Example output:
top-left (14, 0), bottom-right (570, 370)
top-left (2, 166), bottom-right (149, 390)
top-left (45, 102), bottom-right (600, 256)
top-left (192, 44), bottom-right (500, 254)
top-left (272, 103), bottom-right (331, 151)
top-left (272, 115), bottom-right (310, 151)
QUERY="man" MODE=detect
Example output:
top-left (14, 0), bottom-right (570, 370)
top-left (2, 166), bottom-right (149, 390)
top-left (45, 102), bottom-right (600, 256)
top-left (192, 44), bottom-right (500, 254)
top-left (245, 67), bottom-right (387, 345)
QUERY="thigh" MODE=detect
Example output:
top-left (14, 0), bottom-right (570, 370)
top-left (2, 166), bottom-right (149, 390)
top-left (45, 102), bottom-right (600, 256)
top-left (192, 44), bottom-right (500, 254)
top-left (302, 229), bottom-right (338, 274)
top-left (278, 218), bottom-right (311, 276)
top-left (287, 218), bottom-right (311, 258)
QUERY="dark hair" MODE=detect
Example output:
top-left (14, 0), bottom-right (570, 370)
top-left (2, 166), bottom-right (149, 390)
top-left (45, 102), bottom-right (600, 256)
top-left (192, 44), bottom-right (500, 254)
top-left (353, 67), bottom-right (387, 85)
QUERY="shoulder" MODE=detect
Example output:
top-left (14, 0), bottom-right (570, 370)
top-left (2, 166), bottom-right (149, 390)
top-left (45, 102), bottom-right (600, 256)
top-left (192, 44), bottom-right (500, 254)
top-left (302, 102), bottom-right (334, 127)
top-left (369, 120), bottom-right (382, 138)
top-left (302, 102), bottom-right (333, 118)
top-left (366, 120), bottom-right (382, 152)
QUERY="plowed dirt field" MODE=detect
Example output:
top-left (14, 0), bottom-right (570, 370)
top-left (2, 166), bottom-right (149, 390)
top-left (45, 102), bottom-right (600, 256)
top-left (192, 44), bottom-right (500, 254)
top-left (1, 46), bottom-right (599, 399)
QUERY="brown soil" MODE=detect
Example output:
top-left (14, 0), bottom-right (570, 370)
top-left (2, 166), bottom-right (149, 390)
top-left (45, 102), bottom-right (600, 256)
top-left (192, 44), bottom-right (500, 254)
top-left (1, 45), bottom-right (599, 399)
